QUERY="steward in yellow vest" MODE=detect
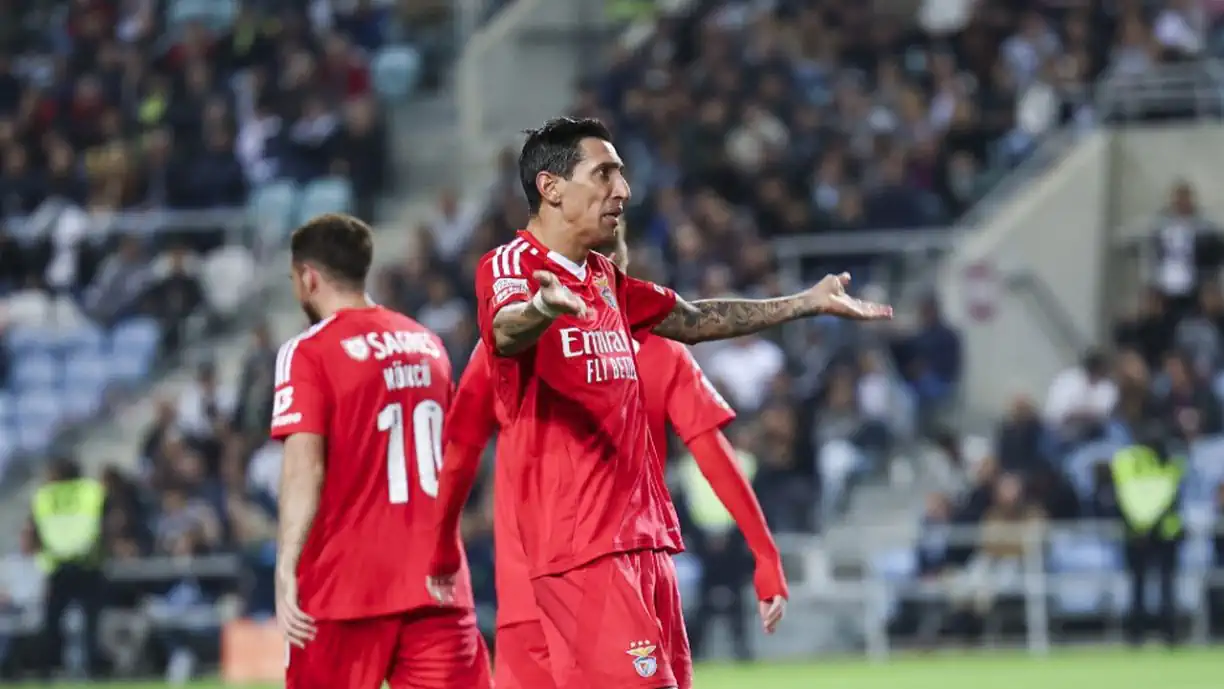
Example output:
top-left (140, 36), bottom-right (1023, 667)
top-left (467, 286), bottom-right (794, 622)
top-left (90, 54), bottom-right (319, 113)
top-left (29, 458), bottom-right (107, 678)
top-left (1110, 426), bottom-right (1184, 646)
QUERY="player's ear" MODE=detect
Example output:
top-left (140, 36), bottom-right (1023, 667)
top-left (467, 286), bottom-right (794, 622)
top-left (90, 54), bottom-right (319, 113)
top-left (537, 171), bottom-right (561, 207)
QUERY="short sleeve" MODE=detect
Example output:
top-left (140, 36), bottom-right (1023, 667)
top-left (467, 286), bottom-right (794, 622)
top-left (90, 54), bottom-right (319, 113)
top-left (476, 251), bottom-right (533, 351)
top-left (621, 274), bottom-right (678, 335)
top-left (665, 341), bottom-right (736, 444)
top-left (270, 338), bottom-right (329, 439)
top-left (444, 345), bottom-right (500, 449)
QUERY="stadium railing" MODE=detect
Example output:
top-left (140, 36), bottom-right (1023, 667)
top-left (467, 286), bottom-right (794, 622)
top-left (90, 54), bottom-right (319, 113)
top-left (0, 179), bottom-right (355, 484)
top-left (772, 517), bottom-right (1220, 659)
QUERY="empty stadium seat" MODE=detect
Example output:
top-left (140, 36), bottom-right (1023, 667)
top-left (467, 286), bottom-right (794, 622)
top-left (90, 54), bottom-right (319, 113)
top-left (248, 181), bottom-right (300, 246)
top-left (5, 325), bottom-right (64, 355)
top-left (295, 177), bottom-right (354, 226)
top-left (1048, 536), bottom-right (1119, 616)
top-left (12, 352), bottom-right (60, 392)
top-left (109, 318), bottom-right (162, 359)
top-left (62, 352), bottom-right (114, 420)
top-left (371, 44), bottom-right (423, 102)
top-left (15, 391), bottom-right (62, 452)
top-left (60, 323), bottom-right (107, 355)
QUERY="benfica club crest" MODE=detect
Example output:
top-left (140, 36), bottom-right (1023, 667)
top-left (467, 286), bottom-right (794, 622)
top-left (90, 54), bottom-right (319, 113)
top-left (594, 274), bottom-right (617, 310)
top-left (340, 336), bottom-right (370, 361)
top-left (625, 641), bottom-right (657, 678)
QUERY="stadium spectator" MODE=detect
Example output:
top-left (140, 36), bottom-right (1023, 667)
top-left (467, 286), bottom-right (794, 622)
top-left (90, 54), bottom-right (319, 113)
top-left (1043, 350), bottom-right (1118, 445)
top-left (953, 474), bottom-right (1046, 621)
top-left (231, 324), bottom-right (277, 438)
top-left (1172, 279), bottom-right (1224, 374)
top-left (895, 296), bottom-right (962, 432)
top-left (706, 333), bottom-right (785, 414)
top-left (1149, 181), bottom-right (1224, 321)
top-left (1115, 287), bottom-right (1177, 369)
top-left (1157, 351), bottom-right (1222, 440)
top-left (995, 394), bottom-right (1050, 475)
top-left (175, 362), bottom-right (237, 446)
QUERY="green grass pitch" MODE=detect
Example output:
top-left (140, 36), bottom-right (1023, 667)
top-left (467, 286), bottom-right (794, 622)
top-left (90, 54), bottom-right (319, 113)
top-left (32, 646), bottom-right (1221, 689)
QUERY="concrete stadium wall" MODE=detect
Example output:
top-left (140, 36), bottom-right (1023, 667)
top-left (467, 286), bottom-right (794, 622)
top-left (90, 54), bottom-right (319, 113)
top-left (940, 124), bottom-right (1224, 423)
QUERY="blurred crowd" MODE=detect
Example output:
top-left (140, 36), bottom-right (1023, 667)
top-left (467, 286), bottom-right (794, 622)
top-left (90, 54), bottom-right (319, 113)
top-left (0, 0), bottom-right (413, 472)
top-left (897, 179), bottom-right (1224, 643)
top-left (9, 0), bottom-right (1224, 678)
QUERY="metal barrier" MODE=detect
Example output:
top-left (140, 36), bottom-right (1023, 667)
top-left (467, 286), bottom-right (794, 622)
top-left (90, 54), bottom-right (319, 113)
top-left (775, 518), bottom-right (1221, 658)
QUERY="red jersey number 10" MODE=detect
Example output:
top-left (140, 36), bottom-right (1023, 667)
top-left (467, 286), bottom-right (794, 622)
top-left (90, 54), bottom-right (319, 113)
top-left (377, 400), bottom-right (443, 504)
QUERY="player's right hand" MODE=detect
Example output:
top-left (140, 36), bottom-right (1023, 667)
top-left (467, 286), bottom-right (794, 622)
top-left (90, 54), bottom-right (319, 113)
top-left (533, 270), bottom-right (587, 319)
top-left (759, 596), bottom-right (787, 634)
top-left (276, 571), bottom-right (316, 648)
top-left (753, 557), bottom-right (789, 633)
top-left (426, 573), bottom-right (457, 605)
top-left (806, 272), bottom-right (893, 320)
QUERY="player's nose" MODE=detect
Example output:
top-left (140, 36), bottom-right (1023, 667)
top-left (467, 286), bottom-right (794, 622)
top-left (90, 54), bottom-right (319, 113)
top-left (611, 174), bottom-right (630, 202)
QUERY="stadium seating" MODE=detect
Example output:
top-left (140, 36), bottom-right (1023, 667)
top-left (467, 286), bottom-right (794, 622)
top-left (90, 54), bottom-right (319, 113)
top-left (0, 0), bottom-right (395, 475)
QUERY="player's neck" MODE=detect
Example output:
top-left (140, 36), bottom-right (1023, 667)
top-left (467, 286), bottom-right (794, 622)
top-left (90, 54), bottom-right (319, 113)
top-left (526, 215), bottom-right (588, 265)
top-left (314, 291), bottom-right (374, 320)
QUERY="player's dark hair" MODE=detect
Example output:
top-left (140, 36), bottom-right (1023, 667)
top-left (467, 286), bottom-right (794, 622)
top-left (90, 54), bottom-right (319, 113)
top-left (519, 116), bottom-right (614, 214)
top-left (291, 213), bottom-right (374, 289)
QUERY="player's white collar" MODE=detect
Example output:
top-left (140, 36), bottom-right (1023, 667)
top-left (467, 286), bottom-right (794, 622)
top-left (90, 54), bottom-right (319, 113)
top-left (547, 250), bottom-right (587, 280)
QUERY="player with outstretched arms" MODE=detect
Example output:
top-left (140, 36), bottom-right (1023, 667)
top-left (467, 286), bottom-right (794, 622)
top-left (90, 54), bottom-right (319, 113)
top-left (429, 117), bottom-right (891, 689)
top-left (271, 214), bottom-right (490, 689)
top-left (428, 222), bottom-right (790, 689)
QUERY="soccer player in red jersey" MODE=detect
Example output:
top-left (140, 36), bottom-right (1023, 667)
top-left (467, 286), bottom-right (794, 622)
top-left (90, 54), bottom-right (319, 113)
top-left (430, 117), bottom-right (890, 689)
top-left (271, 214), bottom-right (491, 689)
top-left (430, 225), bottom-right (788, 689)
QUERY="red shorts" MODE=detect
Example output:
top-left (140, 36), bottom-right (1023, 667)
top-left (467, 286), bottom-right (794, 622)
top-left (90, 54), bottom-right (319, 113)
top-left (286, 607), bottom-right (491, 689)
top-left (494, 621), bottom-right (556, 689)
top-left (531, 549), bottom-right (692, 689)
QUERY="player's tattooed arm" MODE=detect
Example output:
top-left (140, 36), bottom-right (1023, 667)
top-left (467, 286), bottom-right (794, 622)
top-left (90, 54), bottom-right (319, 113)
top-left (652, 295), bottom-right (812, 344)
top-left (491, 301), bottom-right (557, 355)
top-left (491, 270), bottom-right (587, 355)
top-left (276, 433), bottom-right (326, 579)
top-left (651, 273), bottom-right (892, 344)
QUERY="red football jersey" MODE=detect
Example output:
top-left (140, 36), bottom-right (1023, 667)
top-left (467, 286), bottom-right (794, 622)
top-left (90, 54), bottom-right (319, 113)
top-left (452, 334), bottom-right (736, 628)
top-left (445, 345), bottom-right (534, 627)
top-left (270, 306), bottom-right (473, 620)
top-left (475, 230), bottom-right (682, 577)
top-left (635, 334), bottom-right (737, 463)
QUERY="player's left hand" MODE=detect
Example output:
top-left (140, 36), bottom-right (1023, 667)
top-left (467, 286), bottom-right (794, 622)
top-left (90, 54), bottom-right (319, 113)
top-left (276, 570), bottom-right (316, 648)
top-left (806, 273), bottom-right (893, 320)
top-left (426, 574), bottom-right (457, 605)
top-left (759, 596), bottom-right (787, 634)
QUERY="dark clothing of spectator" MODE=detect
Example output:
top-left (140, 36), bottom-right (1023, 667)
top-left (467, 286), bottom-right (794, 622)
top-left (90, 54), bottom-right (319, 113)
top-left (996, 417), bottom-right (1049, 475)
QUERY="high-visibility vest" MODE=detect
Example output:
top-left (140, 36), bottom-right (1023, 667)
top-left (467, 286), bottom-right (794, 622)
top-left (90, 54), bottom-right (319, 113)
top-left (678, 450), bottom-right (757, 535)
top-left (31, 478), bottom-right (106, 569)
top-left (1110, 445), bottom-right (1184, 540)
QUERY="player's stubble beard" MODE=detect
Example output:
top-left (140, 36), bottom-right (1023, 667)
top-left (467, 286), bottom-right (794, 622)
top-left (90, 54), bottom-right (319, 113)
top-left (301, 299), bottom-right (323, 326)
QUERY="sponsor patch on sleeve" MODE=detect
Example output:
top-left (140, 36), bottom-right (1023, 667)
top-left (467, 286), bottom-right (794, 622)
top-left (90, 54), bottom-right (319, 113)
top-left (492, 277), bottom-right (530, 307)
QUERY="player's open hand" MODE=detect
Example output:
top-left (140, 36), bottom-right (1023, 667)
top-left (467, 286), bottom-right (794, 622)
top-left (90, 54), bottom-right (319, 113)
top-left (806, 273), bottom-right (893, 321)
top-left (426, 573), bottom-right (457, 605)
top-left (276, 570), bottom-right (316, 648)
top-left (533, 270), bottom-right (586, 319)
top-left (759, 596), bottom-right (787, 634)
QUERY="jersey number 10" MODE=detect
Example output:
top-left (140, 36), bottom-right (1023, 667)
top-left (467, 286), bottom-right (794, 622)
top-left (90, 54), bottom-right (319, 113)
top-left (377, 400), bottom-right (443, 504)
